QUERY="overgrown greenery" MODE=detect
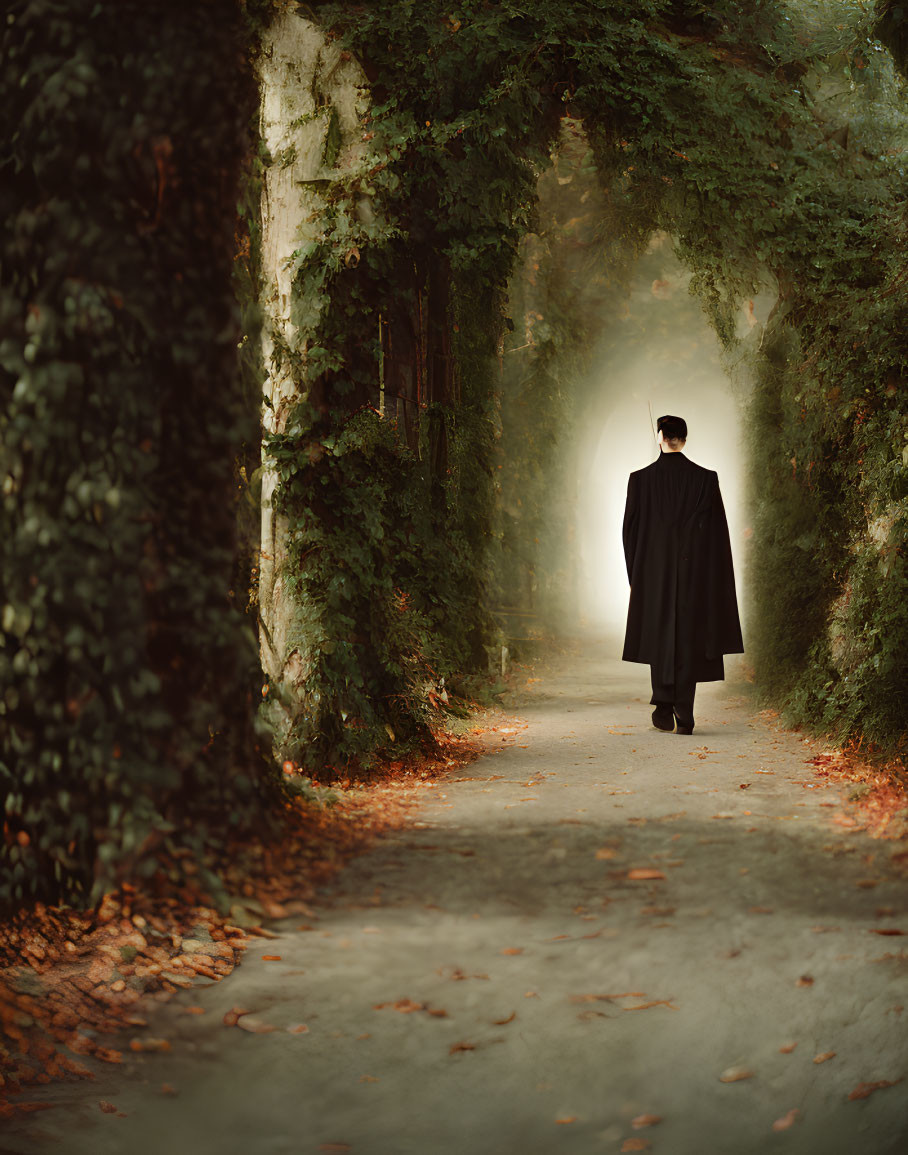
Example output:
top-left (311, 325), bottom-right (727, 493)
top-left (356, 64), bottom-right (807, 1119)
top-left (266, 0), bottom-right (907, 764)
top-left (0, 0), bottom-right (273, 907)
top-left (2, 0), bottom-right (906, 908)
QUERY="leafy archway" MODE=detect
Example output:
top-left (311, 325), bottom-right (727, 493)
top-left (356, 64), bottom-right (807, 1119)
top-left (257, 0), bottom-right (907, 770)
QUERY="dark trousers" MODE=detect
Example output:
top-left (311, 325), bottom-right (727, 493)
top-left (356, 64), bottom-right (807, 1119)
top-left (650, 664), bottom-right (697, 730)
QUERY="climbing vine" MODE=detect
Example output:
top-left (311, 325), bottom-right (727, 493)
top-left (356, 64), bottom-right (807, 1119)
top-left (0, 0), bottom-right (272, 907)
top-left (261, 0), bottom-right (908, 768)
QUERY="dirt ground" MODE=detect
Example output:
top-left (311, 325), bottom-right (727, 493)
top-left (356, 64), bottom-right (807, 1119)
top-left (3, 645), bottom-right (907, 1155)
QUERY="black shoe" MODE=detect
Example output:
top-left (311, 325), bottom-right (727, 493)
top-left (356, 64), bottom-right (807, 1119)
top-left (652, 706), bottom-right (674, 732)
top-left (674, 722), bottom-right (694, 735)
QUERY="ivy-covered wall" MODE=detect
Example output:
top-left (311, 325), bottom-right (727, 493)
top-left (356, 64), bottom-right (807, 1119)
top-left (0, 0), bottom-right (271, 907)
top-left (2, 0), bottom-right (905, 909)
top-left (265, 0), bottom-right (907, 766)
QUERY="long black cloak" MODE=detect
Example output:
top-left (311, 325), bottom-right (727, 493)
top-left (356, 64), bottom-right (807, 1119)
top-left (622, 452), bottom-right (743, 684)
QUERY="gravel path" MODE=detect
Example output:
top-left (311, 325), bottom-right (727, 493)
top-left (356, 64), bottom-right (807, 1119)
top-left (6, 647), bottom-right (907, 1155)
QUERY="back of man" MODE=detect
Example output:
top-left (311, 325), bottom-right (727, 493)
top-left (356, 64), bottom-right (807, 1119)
top-left (622, 414), bottom-right (743, 734)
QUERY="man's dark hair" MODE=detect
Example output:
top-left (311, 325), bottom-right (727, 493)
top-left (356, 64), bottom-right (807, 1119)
top-left (657, 414), bottom-right (687, 440)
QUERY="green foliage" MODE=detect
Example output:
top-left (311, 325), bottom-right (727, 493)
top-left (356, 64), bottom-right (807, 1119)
top-left (293, 0), bottom-right (908, 761)
top-left (236, 0), bottom-right (904, 775)
top-left (0, 0), bottom-right (274, 908)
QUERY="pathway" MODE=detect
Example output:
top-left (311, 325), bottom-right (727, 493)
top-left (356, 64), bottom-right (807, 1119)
top-left (5, 647), bottom-right (907, 1155)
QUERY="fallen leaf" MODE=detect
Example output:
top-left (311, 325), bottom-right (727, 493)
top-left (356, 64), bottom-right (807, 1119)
top-left (814, 1051), bottom-right (836, 1064)
top-left (500, 947), bottom-right (523, 955)
top-left (595, 847), bottom-right (618, 860)
top-left (449, 1042), bottom-right (475, 1054)
top-left (719, 1066), bottom-right (755, 1083)
top-left (373, 998), bottom-right (423, 1013)
top-left (359, 1074), bottom-right (379, 1083)
top-left (625, 1000), bottom-right (679, 1011)
top-left (493, 1011), bottom-right (517, 1025)
top-left (236, 1016), bottom-right (275, 1034)
top-left (546, 934), bottom-right (572, 941)
top-left (627, 869), bottom-right (666, 881)
top-left (555, 1116), bottom-right (577, 1125)
top-left (621, 1140), bottom-right (650, 1152)
top-left (631, 1114), bottom-right (663, 1128)
top-left (848, 1079), bottom-right (901, 1101)
top-left (772, 1108), bottom-right (799, 1131)
top-left (739, 783), bottom-right (751, 789)
top-left (160, 1084), bottom-right (178, 1096)
top-left (99, 1101), bottom-right (118, 1115)
top-left (261, 955), bottom-right (282, 961)
top-left (779, 1042), bottom-right (798, 1054)
top-left (223, 1007), bottom-right (251, 1027)
top-left (128, 1038), bottom-right (170, 1053)
top-left (286, 1023), bottom-right (309, 1034)
top-left (570, 992), bottom-right (646, 1003)
top-left (183, 1006), bottom-right (206, 1015)
top-left (796, 975), bottom-right (815, 987)
top-left (869, 928), bottom-right (905, 936)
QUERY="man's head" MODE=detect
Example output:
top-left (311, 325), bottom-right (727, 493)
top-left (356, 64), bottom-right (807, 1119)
top-left (657, 414), bottom-right (687, 451)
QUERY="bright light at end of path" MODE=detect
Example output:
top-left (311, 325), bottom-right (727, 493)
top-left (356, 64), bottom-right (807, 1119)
top-left (576, 365), bottom-right (745, 640)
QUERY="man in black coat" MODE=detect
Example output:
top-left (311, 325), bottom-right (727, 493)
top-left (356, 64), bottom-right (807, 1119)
top-left (622, 414), bottom-right (743, 734)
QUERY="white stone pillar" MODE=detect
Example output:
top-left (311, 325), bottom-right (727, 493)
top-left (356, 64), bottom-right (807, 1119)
top-left (256, 11), bottom-right (370, 695)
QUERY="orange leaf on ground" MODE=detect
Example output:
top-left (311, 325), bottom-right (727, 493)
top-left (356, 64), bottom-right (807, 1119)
top-left (869, 928), bottom-right (905, 936)
top-left (493, 1012), bottom-right (516, 1025)
top-left (261, 955), bottom-right (282, 961)
top-left (449, 1042), bottom-right (475, 1054)
top-left (183, 1006), bottom-right (205, 1015)
top-left (719, 1066), bottom-right (755, 1083)
top-left (631, 1114), bottom-right (663, 1128)
top-left (595, 848), bottom-right (618, 860)
top-left (359, 1074), bottom-right (379, 1083)
top-left (500, 947), bottom-right (524, 955)
top-left (848, 1079), bottom-right (901, 1101)
top-left (814, 1051), bottom-right (836, 1064)
top-left (621, 1140), bottom-right (650, 1152)
top-left (236, 1016), bottom-right (275, 1034)
top-left (772, 1109), bottom-right (799, 1132)
top-left (627, 869), bottom-right (666, 881)
top-left (796, 975), bottom-right (815, 987)
top-left (625, 1000), bottom-right (679, 1011)
top-left (555, 1116), bottom-right (577, 1124)
top-left (286, 1023), bottom-right (309, 1034)
top-left (223, 1007), bottom-right (251, 1027)
top-left (99, 1102), bottom-right (118, 1114)
top-left (779, 1042), bottom-right (798, 1053)
top-left (128, 1038), bottom-right (170, 1053)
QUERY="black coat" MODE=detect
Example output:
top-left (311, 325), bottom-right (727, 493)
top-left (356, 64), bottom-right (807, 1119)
top-left (622, 452), bottom-right (743, 683)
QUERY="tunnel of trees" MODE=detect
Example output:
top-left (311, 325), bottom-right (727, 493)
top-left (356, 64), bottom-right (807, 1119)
top-left (1, 0), bottom-right (907, 910)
